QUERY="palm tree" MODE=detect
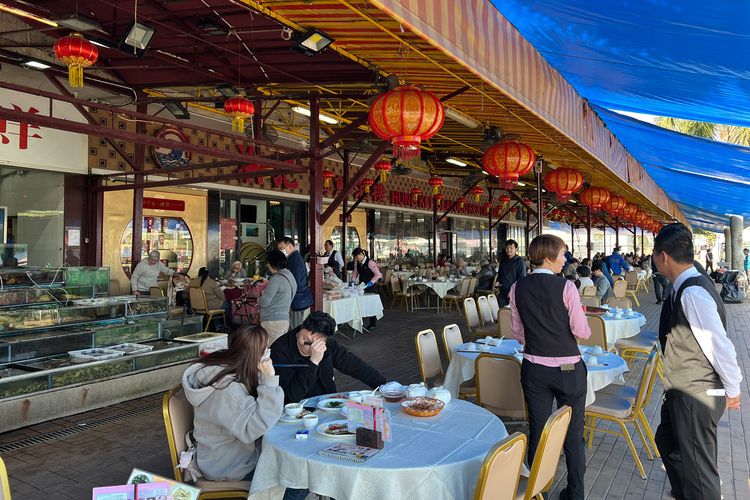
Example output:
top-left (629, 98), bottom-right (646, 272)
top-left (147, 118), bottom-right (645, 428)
top-left (655, 117), bottom-right (750, 146)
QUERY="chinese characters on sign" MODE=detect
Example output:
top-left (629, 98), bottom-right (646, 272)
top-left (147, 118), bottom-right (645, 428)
top-left (220, 218), bottom-right (238, 250)
top-left (143, 198), bottom-right (186, 212)
top-left (0, 104), bottom-right (42, 150)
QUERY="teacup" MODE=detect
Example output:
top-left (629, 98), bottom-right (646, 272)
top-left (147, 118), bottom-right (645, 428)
top-left (285, 403), bottom-right (303, 417)
top-left (625, 308), bottom-right (633, 315)
top-left (348, 392), bottom-right (363, 403)
top-left (302, 414), bottom-right (319, 429)
top-left (480, 343), bottom-right (491, 352)
top-left (591, 345), bottom-right (604, 355)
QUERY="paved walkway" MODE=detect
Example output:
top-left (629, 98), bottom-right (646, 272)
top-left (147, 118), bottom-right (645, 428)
top-left (1, 286), bottom-right (749, 499)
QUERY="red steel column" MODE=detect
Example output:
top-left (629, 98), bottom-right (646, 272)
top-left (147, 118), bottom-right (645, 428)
top-left (309, 96), bottom-right (323, 311)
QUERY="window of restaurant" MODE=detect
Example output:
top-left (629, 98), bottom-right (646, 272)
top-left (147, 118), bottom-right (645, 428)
top-left (330, 226), bottom-right (361, 257)
top-left (120, 217), bottom-right (193, 276)
top-left (0, 167), bottom-right (64, 267)
top-left (505, 225), bottom-right (527, 256)
top-left (452, 218), bottom-right (491, 261)
top-left (371, 210), bottom-right (433, 265)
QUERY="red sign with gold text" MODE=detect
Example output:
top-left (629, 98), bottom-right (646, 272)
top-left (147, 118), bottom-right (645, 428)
top-left (143, 197), bottom-right (185, 211)
top-left (220, 218), bottom-right (238, 250)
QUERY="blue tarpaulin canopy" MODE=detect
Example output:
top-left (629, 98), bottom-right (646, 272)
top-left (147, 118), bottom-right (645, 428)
top-left (593, 107), bottom-right (750, 231)
top-left (492, 0), bottom-right (750, 230)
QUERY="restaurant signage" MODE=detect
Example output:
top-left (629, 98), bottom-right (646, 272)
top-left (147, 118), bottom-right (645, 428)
top-left (388, 190), bottom-right (486, 216)
top-left (220, 217), bottom-right (237, 250)
top-left (143, 197), bottom-right (185, 211)
top-left (0, 88), bottom-right (87, 173)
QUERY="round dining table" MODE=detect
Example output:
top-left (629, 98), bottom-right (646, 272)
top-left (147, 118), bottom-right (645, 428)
top-left (443, 339), bottom-right (629, 407)
top-left (597, 311), bottom-right (647, 349)
top-left (248, 397), bottom-right (510, 500)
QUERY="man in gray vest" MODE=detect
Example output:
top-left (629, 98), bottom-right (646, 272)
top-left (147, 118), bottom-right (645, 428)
top-left (653, 223), bottom-right (742, 500)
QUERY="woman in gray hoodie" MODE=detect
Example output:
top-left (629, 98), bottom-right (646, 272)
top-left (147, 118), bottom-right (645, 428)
top-left (259, 249), bottom-right (297, 345)
top-left (181, 325), bottom-right (307, 500)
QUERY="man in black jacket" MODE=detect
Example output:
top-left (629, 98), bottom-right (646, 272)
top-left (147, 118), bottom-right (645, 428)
top-left (271, 311), bottom-right (386, 403)
top-left (494, 239), bottom-right (527, 306)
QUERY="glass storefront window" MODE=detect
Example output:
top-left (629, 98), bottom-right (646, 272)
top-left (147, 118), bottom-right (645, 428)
top-left (372, 210), bottom-right (433, 265)
top-left (453, 218), bottom-right (488, 261)
top-left (0, 167), bottom-right (64, 267)
top-left (330, 226), bottom-right (360, 257)
top-left (120, 217), bottom-right (193, 276)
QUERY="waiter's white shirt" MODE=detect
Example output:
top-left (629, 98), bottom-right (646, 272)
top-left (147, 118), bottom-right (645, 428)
top-left (672, 267), bottom-right (743, 397)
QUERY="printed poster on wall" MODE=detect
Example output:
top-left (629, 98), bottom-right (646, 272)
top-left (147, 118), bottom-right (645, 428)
top-left (220, 218), bottom-right (237, 250)
top-left (0, 88), bottom-right (87, 173)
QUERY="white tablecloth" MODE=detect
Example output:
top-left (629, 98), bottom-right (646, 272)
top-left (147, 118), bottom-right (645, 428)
top-left (405, 280), bottom-right (459, 299)
top-left (443, 340), bottom-right (628, 406)
top-left (323, 294), bottom-right (384, 333)
top-left (248, 398), bottom-right (509, 500)
top-left (600, 312), bottom-right (647, 349)
top-left (393, 271), bottom-right (415, 280)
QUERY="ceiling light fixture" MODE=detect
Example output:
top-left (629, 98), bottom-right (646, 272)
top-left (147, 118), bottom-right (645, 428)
top-left (0, 3), bottom-right (57, 27)
top-left (89, 37), bottom-right (115, 49)
top-left (217, 85), bottom-right (238, 98)
top-left (57, 15), bottom-right (100, 32)
top-left (164, 102), bottom-right (190, 120)
top-left (292, 106), bottom-right (339, 124)
top-left (292, 28), bottom-right (334, 56)
top-left (444, 105), bottom-right (480, 129)
top-left (22, 60), bottom-right (51, 70)
top-left (121, 22), bottom-right (155, 56)
top-left (517, 182), bottom-right (526, 187)
top-left (446, 157), bottom-right (467, 167)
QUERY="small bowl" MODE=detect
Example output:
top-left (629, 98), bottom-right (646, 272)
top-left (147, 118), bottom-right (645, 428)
top-left (285, 403), bottom-right (303, 417)
top-left (302, 414), bottom-right (319, 429)
top-left (381, 390), bottom-right (405, 403)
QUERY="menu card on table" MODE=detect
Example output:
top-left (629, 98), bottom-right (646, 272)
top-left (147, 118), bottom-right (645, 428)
top-left (345, 397), bottom-right (391, 442)
top-left (126, 468), bottom-right (200, 500)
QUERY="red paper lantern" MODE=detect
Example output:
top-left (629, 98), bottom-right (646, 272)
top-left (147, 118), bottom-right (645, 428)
top-left (411, 187), bottom-right (422, 202)
top-left (482, 202), bottom-right (493, 215)
top-left (633, 209), bottom-right (646, 225)
top-left (224, 96), bottom-right (255, 133)
top-left (621, 202), bottom-right (637, 220)
top-left (369, 86), bottom-right (445, 159)
top-left (374, 160), bottom-right (392, 183)
top-left (578, 187), bottom-right (611, 212)
top-left (54, 33), bottom-right (98, 88)
top-left (602, 194), bottom-right (626, 216)
top-left (470, 185), bottom-right (484, 202)
top-left (322, 169), bottom-right (335, 189)
top-left (361, 178), bottom-right (374, 194)
top-left (456, 196), bottom-right (467, 209)
top-left (482, 141), bottom-right (536, 189)
top-left (499, 194), bottom-right (512, 206)
top-left (428, 176), bottom-right (444, 195)
top-left (543, 168), bottom-right (584, 202)
top-left (434, 193), bottom-right (445, 209)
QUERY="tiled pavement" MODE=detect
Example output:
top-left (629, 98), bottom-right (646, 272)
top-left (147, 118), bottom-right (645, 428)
top-left (1, 286), bottom-right (749, 499)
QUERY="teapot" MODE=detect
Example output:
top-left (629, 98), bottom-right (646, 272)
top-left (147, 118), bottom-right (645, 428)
top-left (406, 382), bottom-right (428, 398)
top-left (427, 386), bottom-right (452, 405)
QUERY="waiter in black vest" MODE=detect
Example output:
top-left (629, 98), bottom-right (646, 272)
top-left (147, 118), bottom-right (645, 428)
top-left (324, 239), bottom-right (344, 278)
top-left (653, 223), bottom-right (742, 500)
top-left (352, 248), bottom-right (382, 332)
top-left (509, 234), bottom-right (591, 500)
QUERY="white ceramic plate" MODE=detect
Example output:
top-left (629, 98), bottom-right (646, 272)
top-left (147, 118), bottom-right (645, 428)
top-left (317, 398), bottom-right (348, 412)
top-left (316, 419), bottom-right (355, 439)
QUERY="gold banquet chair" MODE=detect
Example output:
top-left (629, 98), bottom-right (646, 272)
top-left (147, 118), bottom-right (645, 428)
top-left (442, 324), bottom-right (476, 400)
top-left (606, 297), bottom-right (632, 309)
top-left (581, 285), bottom-right (597, 297)
top-left (444, 278), bottom-right (471, 312)
top-left (580, 296), bottom-right (601, 307)
top-left (162, 386), bottom-right (250, 499)
top-left (416, 329), bottom-right (444, 387)
top-left (464, 297), bottom-right (496, 340)
top-left (497, 307), bottom-right (512, 338)
top-left (390, 275), bottom-right (422, 311)
top-left (474, 432), bottom-right (527, 500)
top-left (0, 455), bottom-right (11, 500)
top-left (580, 316), bottom-right (609, 351)
top-left (189, 286), bottom-right (227, 332)
top-left (487, 294), bottom-right (500, 324)
top-left (516, 406), bottom-right (572, 500)
top-left (475, 354), bottom-right (527, 422)
top-left (477, 295), bottom-right (496, 328)
top-left (584, 350), bottom-right (661, 480)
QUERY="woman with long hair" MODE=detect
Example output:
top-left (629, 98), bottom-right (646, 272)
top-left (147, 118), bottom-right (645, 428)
top-left (182, 325), bottom-right (307, 499)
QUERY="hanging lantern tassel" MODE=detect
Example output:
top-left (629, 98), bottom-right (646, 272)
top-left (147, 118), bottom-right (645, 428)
top-left (428, 176), bottom-right (444, 195)
top-left (375, 160), bottom-right (392, 183)
top-left (362, 178), bottom-right (374, 194)
top-left (322, 169), bottom-right (335, 190)
top-left (411, 187), bottom-right (422, 202)
top-left (54, 34), bottom-right (99, 89)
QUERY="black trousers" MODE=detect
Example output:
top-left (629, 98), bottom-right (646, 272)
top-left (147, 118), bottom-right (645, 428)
top-left (363, 286), bottom-right (378, 328)
top-left (653, 274), bottom-right (670, 302)
top-left (521, 360), bottom-right (587, 500)
top-left (655, 390), bottom-right (725, 500)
